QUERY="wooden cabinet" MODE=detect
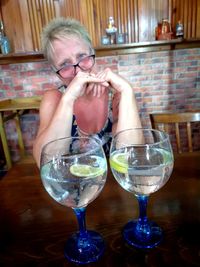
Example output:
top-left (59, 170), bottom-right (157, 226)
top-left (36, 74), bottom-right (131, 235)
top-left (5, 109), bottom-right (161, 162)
top-left (0, 0), bottom-right (200, 54)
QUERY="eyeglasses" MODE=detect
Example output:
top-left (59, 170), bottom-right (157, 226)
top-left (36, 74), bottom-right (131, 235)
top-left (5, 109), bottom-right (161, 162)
top-left (55, 54), bottom-right (95, 79)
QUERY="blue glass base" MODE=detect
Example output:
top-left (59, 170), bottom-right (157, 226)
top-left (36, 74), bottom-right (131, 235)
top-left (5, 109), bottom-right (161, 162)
top-left (123, 220), bottom-right (163, 249)
top-left (64, 230), bottom-right (105, 264)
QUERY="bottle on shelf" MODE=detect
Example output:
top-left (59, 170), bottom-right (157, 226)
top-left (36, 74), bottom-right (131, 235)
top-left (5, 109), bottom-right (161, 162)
top-left (176, 20), bottom-right (184, 38)
top-left (105, 16), bottom-right (117, 45)
top-left (155, 18), bottom-right (173, 40)
top-left (0, 20), bottom-right (11, 55)
top-left (155, 21), bottom-right (162, 40)
top-left (161, 19), bottom-right (171, 34)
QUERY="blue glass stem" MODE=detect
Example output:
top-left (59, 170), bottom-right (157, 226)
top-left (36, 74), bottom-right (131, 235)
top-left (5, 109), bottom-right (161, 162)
top-left (74, 207), bottom-right (90, 249)
top-left (135, 195), bottom-right (151, 241)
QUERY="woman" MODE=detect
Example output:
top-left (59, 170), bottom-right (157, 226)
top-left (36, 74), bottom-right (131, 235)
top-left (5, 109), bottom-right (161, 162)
top-left (33, 17), bottom-right (141, 167)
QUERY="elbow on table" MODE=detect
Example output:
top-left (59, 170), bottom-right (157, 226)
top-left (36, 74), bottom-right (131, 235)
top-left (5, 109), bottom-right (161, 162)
top-left (32, 139), bottom-right (41, 169)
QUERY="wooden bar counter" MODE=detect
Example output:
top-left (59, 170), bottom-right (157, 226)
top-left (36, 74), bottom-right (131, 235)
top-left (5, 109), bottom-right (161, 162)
top-left (0, 153), bottom-right (200, 266)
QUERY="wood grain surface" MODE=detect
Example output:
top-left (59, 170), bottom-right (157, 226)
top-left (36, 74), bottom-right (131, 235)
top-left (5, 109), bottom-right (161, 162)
top-left (0, 153), bottom-right (200, 266)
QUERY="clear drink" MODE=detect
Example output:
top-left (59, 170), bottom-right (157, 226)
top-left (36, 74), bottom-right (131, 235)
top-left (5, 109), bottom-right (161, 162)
top-left (109, 128), bottom-right (174, 249)
top-left (41, 154), bottom-right (107, 208)
top-left (110, 147), bottom-right (173, 195)
top-left (40, 136), bottom-right (107, 264)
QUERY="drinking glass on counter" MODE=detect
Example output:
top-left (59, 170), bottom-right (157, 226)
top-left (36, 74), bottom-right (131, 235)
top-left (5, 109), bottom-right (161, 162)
top-left (109, 128), bottom-right (174, 248)
top-left (40, 136), bottom-right (107, 264)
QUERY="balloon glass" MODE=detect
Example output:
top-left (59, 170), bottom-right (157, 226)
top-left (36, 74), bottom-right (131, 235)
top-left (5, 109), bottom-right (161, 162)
top-left (40, 136), bottom-right (107, 264)
top-left (109, 128), bottom-right (174, 249)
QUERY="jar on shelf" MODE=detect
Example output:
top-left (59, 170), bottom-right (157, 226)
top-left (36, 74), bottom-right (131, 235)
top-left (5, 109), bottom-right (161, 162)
top-left (101, 35), bottom-right (110, 45)
top-left (155, 22), bottom-right (162, 40)
top-left (161, 19), bottom-right (170, 34)
top-left (116, 33), bottom-right (125, 44)
top-left (156, 18), bottom-right (173, 40)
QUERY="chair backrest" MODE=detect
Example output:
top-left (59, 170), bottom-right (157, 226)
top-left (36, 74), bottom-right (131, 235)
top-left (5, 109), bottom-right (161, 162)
top-left (0, 96), bottom-right (41, 170)
top-left (150, 112), bottom-right (200, 154)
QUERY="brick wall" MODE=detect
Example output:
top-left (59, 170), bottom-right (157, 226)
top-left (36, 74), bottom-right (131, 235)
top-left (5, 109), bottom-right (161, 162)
top-left (97, 48), bottom-right (200, 126)
top-left (0, 48), bottom-right (200, 158)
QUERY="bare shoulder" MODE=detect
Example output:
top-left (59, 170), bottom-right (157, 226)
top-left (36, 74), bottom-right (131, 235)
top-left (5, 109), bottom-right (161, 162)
top-left (38, 89), bottom-right (62, 130)
top-left (41, 88), bottom-right (62, 107)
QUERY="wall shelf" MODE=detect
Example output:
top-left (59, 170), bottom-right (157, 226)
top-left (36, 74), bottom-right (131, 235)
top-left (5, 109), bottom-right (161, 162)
top-left (95, 38), bottom-right (200, 56)
top-left (0, 38), bottom-right (200, 65)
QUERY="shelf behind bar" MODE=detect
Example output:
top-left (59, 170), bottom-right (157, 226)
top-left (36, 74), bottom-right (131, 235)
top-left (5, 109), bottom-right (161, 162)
top-left (0, 39), bottom-right (200, 65)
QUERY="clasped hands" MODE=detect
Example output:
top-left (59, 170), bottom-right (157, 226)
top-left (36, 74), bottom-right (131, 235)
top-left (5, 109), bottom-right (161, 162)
top-left (64, 68), bottom-right (133, 101)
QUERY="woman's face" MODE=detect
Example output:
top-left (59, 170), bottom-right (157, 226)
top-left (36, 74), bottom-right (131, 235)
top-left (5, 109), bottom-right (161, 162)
top-left (51, 36), bottom-right (94, 85)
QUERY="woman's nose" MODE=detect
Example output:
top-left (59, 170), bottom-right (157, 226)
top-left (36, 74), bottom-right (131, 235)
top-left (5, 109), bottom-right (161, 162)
top-left (74, 65), bottom-right (82, 75)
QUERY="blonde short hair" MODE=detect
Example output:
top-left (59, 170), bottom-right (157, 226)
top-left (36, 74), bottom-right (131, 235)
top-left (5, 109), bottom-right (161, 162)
top-left (41, 17), bottom-right (92, 63)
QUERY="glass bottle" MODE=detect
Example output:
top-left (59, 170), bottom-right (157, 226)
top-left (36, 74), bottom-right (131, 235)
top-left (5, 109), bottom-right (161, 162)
top-left (161, 19), bottom-right (170, 34)
top-left (176, 20), bottom-right (184, 38)
top-left (108, 17), bottom-right (114, 29)
top-left (0, 20), bottom-right (11, 55)
top-left (106, 16), bottom-right (117, 45)
top-left (1, 36), bottom-right (11, 54)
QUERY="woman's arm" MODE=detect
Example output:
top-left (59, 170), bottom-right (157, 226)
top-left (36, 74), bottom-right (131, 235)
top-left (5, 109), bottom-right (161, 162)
top-left (33, 71), bottom-right (109, 167)
top-left (96, 68), bottom-right (142, 135)
top-left (33, 89), bottom-right (74, 167)
top-left (116, 85), bottom-right (141, 133)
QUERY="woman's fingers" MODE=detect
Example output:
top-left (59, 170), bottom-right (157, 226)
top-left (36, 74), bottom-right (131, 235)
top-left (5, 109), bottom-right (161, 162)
top-left (97, 84), bottom-right (105, 97)
top-left (76, 72), bottom-right (109, 86)
top-left (80, 72), bottom-right (108, 97)
top-left (86, 83), bottom-right (107, 97)
top-left (65, 71), bottom-right (109, 100)
top-left (96, 68), bottom-right (133, 93)
top-left (86, 83), bottom-right (94, 94)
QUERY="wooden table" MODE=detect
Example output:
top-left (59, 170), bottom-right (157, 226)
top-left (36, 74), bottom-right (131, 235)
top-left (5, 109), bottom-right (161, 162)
top-left (0, 154), bottom-right (200, 267)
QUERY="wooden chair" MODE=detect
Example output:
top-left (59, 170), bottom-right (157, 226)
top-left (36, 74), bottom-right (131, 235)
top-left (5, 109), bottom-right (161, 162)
top-left (0, 96), bottom-right (41, 170)
top-left (149, 111), bottom-right (200, 154)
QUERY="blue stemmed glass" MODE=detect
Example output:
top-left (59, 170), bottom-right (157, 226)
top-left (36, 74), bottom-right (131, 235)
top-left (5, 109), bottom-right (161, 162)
top-left (40, 136), bottom-right (107, 264)
top-left (109, 128), bottom-right (174, 249)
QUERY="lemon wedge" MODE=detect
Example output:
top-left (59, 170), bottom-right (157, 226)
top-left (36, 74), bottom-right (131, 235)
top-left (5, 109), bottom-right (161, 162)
top-left (109, 152), bottom-right (128, 174)
top-left (70, 164), bottom-right (104, 177)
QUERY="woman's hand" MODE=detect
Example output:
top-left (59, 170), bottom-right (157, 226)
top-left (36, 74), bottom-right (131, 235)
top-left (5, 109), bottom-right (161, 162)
top-left (63, 71), bottom-right (109, 101)
top-left (95, 68), bottom-right (133, 94)
top-left (85, 81), bottom-right (107, 97)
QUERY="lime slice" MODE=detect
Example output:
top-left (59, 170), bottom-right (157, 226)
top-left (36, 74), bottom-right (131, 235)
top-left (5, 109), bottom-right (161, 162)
top-left (162, 150), bottom-right (173, 163)
top-left (110, 152), bottom-right (128, 174)
top-left (70, 164), bottom-right (104, 177)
